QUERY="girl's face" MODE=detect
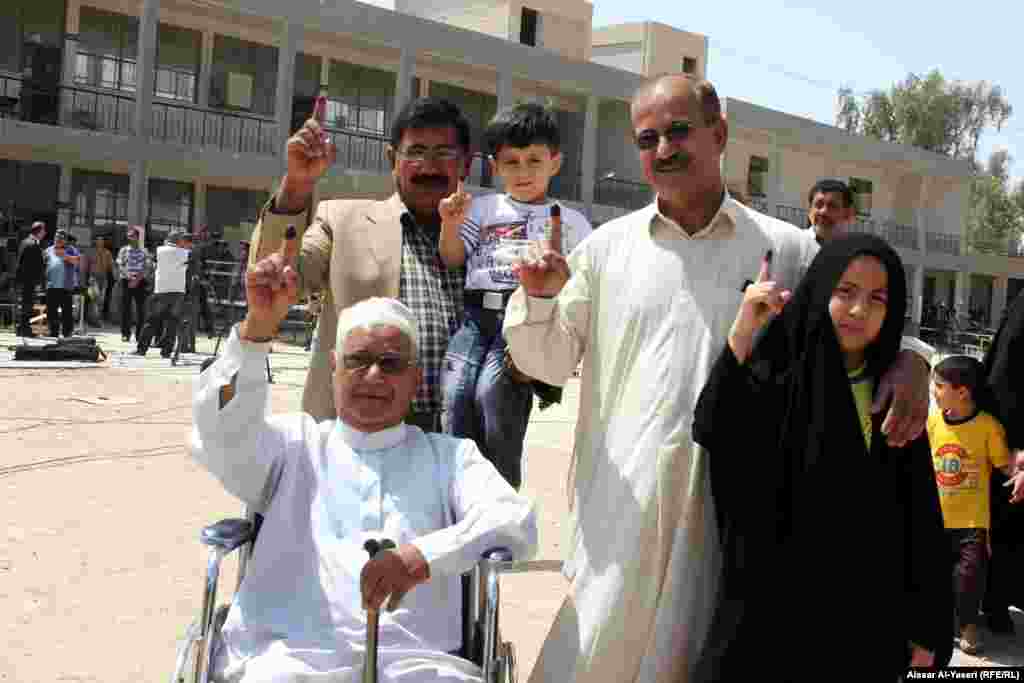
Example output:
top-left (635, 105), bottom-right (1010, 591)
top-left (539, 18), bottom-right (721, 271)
top-left (829, 255), bottom-right (889, 368)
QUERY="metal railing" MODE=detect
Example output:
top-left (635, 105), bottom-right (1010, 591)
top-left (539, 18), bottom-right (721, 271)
top-left (925, 232), bottom-right (961, 256)
top-left (775, 204), bottom-right (807, 229)
top-left (595, 175), bottom-right (651, 211)
top-left (749, 197), bottom-right (769, 213)
top-left (965, 236), bottom-right (1024, 259)
top-left (322, 125), bottom-right (390, 174)
top-left (1, 73), bottom-right (135, 134)
top-left (151, 100), bottom-right (279, 156)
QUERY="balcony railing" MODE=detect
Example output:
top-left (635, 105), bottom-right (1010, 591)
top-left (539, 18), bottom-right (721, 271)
top-left (926, 232), bottom-right (961, 256)
top-left (965, 236), bottom-right (1024, 259)
top-left (749, 197), bottom-right (769, 214)
top-left (323, 125), bottom-right (390, 174)
top-left (1, 73), bottom-right (135, 134)
top-left (595, 175), bottom-right (651, 211)
top-left (151, 100), bottom-right (279, 156)
top-left (775, 204), bottom-right (807, 229)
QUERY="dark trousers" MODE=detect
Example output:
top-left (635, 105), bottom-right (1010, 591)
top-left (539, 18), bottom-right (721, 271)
top-left (120, 280), bottom-right (148, 340)
top-left (45, 287), bottom-right (74, 337)
top-left (138, 292), bottom-right (184, 354)
top-left (100, 272), bottom-right (114, 320)
top-left (951, 528), bottom-right (988, 628)
top-left (18, 280), bottom-right (36, 330)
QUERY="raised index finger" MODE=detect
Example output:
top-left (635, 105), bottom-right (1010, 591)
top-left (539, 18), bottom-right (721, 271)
top-left (757, 249), bottom-right (773, 282)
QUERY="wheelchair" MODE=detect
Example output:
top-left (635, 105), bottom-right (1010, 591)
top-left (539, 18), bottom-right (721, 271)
top-left (171, 510), bottom-right (521, 683)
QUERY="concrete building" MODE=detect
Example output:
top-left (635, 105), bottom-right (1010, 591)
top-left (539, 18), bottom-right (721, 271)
top-left (0, 0), bottom-right (1020, 327)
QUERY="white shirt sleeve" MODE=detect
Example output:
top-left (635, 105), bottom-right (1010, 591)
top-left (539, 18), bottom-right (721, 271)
top-left (190, 325), bottom-right (307, 508)
top-left (411, 438), bottom-right (538, 577)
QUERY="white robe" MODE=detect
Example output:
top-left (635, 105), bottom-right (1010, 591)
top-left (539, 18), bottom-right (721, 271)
top-left (504, 196), bottom-right (806, 683)
top-left (190, 328), bottom-right (538, 683)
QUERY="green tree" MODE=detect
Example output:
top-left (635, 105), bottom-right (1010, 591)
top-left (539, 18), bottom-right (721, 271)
top-left (837, 70), bottom-right (1018, 251)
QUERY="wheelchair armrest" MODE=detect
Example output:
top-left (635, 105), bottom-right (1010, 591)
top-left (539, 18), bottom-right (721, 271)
top-left (200, 518), bottom-right (257, 552)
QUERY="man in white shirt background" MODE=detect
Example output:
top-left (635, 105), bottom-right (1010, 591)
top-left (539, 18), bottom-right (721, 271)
top-left (190, 235), bottom-right (537, 682)
top-left (135, 230), bottom-right (192, 357)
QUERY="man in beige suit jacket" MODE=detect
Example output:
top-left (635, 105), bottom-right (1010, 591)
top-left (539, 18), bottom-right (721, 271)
top-left (249, 97), bottom-right (474, 429)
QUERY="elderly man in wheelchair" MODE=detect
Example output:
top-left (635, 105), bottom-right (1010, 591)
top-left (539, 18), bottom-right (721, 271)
top-left (182, 238), bottom-right (537, 683)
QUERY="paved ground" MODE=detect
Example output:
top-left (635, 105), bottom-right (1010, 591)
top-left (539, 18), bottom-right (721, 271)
top-left (0, 324), bottom-right (1020, 681)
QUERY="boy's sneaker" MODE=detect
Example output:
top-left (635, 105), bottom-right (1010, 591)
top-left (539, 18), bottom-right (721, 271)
top-left (959, 624), bottom-right (981, 654)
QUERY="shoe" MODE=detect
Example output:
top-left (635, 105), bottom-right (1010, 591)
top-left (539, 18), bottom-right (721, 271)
top-left (987, 611), bottom-right (1016, 635)
top-left (959, 623), bottom-right (981, 654)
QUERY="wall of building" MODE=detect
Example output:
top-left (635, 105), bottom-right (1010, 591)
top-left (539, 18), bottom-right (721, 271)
top-left (396, 0), bottom-right (511, 42)
top-left (591, 22), bottom-right (706, 78)
top-left (505, 0), bottom-right (593, 61)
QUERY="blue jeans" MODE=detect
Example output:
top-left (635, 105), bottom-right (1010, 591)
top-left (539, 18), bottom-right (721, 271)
top-left (442, 304), bottom-right (533, 489)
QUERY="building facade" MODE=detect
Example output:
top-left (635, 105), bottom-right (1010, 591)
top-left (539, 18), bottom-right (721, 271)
top-left (0, 0), bottom-right (1019, 327)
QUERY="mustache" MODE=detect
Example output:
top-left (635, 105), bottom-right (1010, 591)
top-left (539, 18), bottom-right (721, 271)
top-left (411, 174), bottom-right (450, 186)
top-left (653, 154), bottom-right (689, 173)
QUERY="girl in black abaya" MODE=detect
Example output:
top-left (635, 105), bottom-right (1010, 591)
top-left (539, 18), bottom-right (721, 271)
top-left (693, 234), bottom-right (952, 680)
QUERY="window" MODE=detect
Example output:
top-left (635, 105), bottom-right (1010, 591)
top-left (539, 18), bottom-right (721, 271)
top-left (849, 177), bottom-right (873, 216)
top-left (70, 170), bottom-right (130, 244)
top-left (747, 156), bottom-right (769, 198)
top-left (148, 178), bottom-right (193, 247)
top-left (520, 8), bottom-right (539, 47)
top-left (326, 60), bottom-right (396, 136)
top-left (682, 57), bottom-right (697, 75)
top-left (210, 35), bottom-right (278, 116)
top-left (76, 8), bottom-right (139, 93)
top-left (154, 24), bottom-right (200, 103)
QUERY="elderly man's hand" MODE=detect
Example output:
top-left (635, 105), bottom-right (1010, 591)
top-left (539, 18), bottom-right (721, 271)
top-left (872, 349), bottom-right (930, 447)
top-left (241, 228), bottom-right (299, 340)
top-left (360, 544), bottom-right (430, 612)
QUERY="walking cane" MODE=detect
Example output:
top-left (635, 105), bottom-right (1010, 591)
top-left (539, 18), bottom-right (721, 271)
top-left (363, 538), bottom-right (396, 683)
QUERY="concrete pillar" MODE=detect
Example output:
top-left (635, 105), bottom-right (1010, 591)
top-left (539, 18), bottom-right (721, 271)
top-left (770, 134), bottom-right (784, 209)
top-left (132, 0), bottom-right (160, 140)
top-left (419, 79), bottom-right (430, 98)
top-left (193, 179), bottom-right (206, 235)
top-left (916, 175), bottom-right (929, 254)
top-left (274, 20), bottom-right (301, 171)
top-left (57, 164), bottom-right (74, 231)
top-left (197, 30), bottom-right (214, 108)
top-left (63, 0), bottom-right (81, 86)
top-left (495, 70), bottom-right (514, 112)
top-left (580, 95), bottom-right (598, 216)
top-left (992, 275), bottom-right (1009, 329)
top-left (392, 47), bottom-right (416, 121)
top-left (955, 270), bottom-right (971, 327)
top-left (910, 264), bottom-right (925, 328)
top-left (128, 160), bottom-right (149, 232)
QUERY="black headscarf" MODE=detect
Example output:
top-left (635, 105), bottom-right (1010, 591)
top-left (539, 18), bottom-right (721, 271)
top-left (694, 234), bottom-right (951, 680)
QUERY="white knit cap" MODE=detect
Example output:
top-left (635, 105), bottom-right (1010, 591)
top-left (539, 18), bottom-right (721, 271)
top-left (335, 297), bottom-right (419, 358)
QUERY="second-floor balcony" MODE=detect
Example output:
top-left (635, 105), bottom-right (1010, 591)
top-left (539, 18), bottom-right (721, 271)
top-left (1, 72), bottom-right (280, 157)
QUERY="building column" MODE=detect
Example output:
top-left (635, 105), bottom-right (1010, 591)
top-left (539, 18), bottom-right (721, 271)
top-left (915, 175), bottom-right (928, 253)
top-left (910, 264), bottom-right (925, 328)
top-left (128, 160), bottom-right (149, 232)
top-left (133, 0), bottom-right (160, 140)
top-left (392, 47), bottom-right (416, 119)
top-left (419, 79), bottom-right (430, 98)
top-left (57, 164), bottom-right (74, 232)
top-left (955, 270), bottom-right (972, 327)
top-left (63, 0), bottom-right (81, 86)
top-left (274, 20), bottom-right (301, 172)
top-left (769, 133), bottom-right (784, 210)
top-left (197, 30), bottom-right (214, 108)
top-left (992, 275), bottom-right (1009, 329)
top-left (580, 95), bottom-right (599, 216)
top-left (495, 70), bottom-right (514, 112)
top-left (193, 179), bottom-right (206, 235)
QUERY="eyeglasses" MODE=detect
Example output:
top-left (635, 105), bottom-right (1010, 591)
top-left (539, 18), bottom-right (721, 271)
top-left (634, 121), bottom-right (701, 151)
top-left (396, 146), bottom-right (463, 163)
top-left (342, 352), bottom-right (414, 375)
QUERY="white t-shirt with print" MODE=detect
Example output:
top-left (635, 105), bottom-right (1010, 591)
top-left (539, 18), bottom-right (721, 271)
top-left (459, 193), bottom-right (592, 291)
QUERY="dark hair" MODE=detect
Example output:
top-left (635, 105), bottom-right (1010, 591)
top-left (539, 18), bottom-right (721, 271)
top-left (934, 355), bottom-right (997, 413)
top-left (390, 97), bottom-right (472, 154)
top-left (807, 179), bottom-right (854, 209)
top-left (484, 103), bottom-right (560, 156)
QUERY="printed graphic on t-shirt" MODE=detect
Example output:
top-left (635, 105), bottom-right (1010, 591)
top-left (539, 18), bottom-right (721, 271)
top-left (479, 220), bottom-right (528, 286)
top-left (934, 442), bottom-right (975, 492)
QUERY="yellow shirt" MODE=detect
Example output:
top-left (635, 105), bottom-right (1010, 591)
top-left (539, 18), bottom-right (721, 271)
top-left (927, 410), bottom-right (1010, 530)
top-left (849, 366), bottom-right (874, 451)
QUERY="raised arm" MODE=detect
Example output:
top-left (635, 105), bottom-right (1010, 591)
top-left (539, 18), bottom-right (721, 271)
top-left (190, 230), bottom-right (307, 508)
top-left (503, 239), bottom-right (591, 386)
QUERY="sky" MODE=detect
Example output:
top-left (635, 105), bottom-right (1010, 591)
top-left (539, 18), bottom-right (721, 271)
top-left (591, 0), bottom-right (1022, 183)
